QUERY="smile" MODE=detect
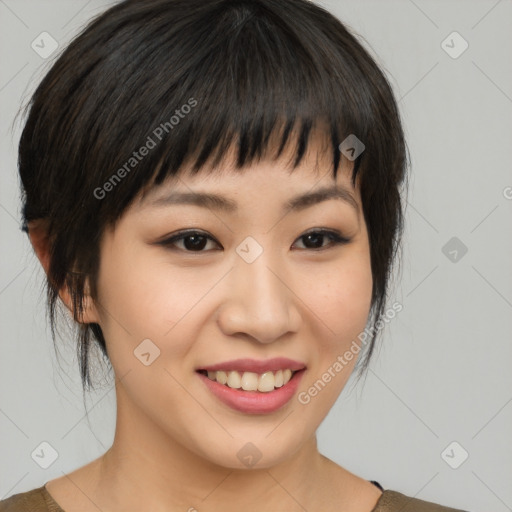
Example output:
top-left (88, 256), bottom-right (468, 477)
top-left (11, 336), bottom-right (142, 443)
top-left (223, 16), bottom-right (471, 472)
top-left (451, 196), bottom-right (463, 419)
top-left (195, 358), bottom-right (307, 414)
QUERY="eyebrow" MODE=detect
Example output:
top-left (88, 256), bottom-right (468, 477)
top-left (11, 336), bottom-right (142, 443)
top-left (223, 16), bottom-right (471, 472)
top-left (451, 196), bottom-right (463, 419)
top-left (148, 184), bottom-right (359, 214)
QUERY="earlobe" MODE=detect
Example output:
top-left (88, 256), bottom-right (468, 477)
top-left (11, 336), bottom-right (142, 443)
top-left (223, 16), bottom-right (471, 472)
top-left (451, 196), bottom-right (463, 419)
top-left (27, 218), bottom-right (51, 275)
top-left (27, 219), bottom-right (101, 324)
top-left (75, 278), bottom-right (102, 324)
top-left (58, 277), bottom-right (101, 324)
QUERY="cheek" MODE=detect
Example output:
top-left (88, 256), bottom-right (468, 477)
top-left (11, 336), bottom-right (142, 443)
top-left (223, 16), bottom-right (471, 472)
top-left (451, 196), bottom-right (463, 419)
top-left (95, 243), bottom-right (213, 341)
top-left (90, 256), bottom-right (170, 386)
top-left (302, 250), bottom-right (373, 347)
top-left (295, 251), bottom-right (372, 416)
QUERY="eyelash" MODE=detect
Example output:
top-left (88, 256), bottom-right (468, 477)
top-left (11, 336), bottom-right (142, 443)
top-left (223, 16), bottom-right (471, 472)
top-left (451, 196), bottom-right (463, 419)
top-left (158, 229), bottom-right (351, 253)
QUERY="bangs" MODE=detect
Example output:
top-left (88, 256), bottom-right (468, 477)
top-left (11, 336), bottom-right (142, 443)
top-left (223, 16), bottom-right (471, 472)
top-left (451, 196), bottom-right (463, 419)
top-left (145, 3), bottom-right (362, 182)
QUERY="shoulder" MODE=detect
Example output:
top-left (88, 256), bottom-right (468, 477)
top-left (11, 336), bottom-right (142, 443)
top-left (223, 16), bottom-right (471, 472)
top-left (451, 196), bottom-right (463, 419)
top-left (0, 485), bottom-right (62, 512)
top-left (373, 489), bottom-right (469, 512)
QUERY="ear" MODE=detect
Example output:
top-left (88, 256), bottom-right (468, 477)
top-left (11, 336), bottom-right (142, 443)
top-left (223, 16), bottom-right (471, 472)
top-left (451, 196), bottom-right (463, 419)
top-left (27, 219), bottom-right (101, 324)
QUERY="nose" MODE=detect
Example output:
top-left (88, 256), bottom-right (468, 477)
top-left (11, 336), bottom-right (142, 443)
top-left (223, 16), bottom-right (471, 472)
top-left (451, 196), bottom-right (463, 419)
top-left (216, 253), bottom-right (301, 344)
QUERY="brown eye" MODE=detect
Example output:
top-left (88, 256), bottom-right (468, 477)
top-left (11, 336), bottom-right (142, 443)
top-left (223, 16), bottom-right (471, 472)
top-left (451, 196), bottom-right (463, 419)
top-left (158, 228), bottom-right (351, 253)
top-left (293, 229), bottom-right (351, 250)
top-left (159, 230), bottom-right (221, 252)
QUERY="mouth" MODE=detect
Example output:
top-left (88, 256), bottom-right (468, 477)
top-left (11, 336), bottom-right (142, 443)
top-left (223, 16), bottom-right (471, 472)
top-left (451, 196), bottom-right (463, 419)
top-left (195, 358), bottom-right (307, 414)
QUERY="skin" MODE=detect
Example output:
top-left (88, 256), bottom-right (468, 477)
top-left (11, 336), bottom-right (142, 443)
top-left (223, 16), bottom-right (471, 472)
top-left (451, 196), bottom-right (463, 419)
top-left (30, 132), bottom-right (382, 512)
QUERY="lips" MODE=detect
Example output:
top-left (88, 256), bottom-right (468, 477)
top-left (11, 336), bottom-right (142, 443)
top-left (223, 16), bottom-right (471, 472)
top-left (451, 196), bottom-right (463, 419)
top-left (196, 357), bottom-right (306, 374)
top-left (197, 368), bottom-right (306, 414)
top-left (195, 357), bottom-right (307, 414)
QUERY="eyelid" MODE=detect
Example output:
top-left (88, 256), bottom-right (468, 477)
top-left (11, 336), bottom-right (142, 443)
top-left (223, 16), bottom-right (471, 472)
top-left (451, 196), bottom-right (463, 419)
top-left (156, 229), bottom-right (221, 250)
top-left (292, 228), bottom-right (351, 250)
top-left (156, 228), bottom-right (352, 252)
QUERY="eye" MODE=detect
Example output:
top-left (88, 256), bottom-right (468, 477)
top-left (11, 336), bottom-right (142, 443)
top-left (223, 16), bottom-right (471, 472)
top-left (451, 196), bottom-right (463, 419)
top-left (158, 230), bottom-right (221, 252)
top-left (292, 229), bottom-right (351, 251)
top-left (157, 228), bottom-right (351, 253)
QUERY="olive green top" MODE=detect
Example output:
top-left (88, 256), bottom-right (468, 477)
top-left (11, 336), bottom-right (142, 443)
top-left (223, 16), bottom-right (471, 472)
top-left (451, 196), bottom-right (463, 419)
top-left (0, 483), bottom-right (469, 511)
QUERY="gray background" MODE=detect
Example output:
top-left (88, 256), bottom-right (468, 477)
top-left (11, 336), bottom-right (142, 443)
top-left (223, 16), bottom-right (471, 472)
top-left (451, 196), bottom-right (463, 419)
top-left (1, 1), bottom-right (511, 511)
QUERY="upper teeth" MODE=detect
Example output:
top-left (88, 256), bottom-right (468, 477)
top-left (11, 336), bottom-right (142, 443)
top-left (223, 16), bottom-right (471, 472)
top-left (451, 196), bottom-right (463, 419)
top-left (206, 369), bottom-right (294, 392)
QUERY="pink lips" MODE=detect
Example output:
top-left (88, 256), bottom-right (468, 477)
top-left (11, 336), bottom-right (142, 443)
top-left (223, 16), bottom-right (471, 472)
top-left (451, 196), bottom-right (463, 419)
top-left (197, 357), bottom-right (306, 373)
top-left (197, 369), bottom-right (305, 414)
top-left (195, 358), bottom-right (307, 415)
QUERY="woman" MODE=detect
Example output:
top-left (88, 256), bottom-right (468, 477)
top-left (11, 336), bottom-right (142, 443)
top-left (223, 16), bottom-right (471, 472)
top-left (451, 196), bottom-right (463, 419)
top-left (1, 0), bottom-right (469, 510)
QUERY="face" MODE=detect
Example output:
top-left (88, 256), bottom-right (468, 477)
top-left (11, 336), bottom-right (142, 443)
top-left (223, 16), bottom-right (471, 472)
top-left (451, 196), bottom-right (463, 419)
top-left (88, 136), bottom-right (373, 470)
